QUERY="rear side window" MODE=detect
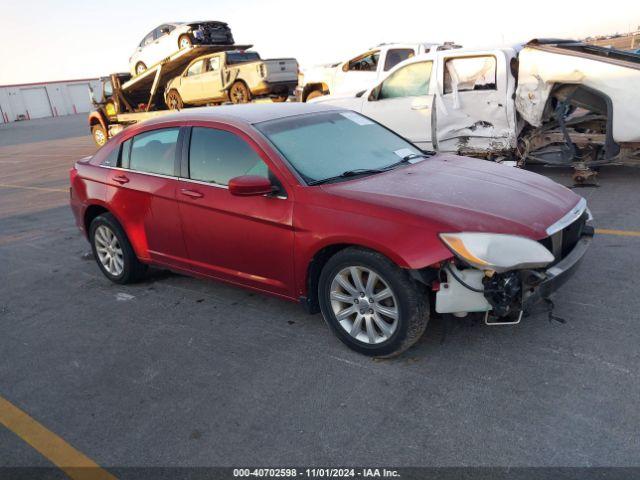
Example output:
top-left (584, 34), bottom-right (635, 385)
top-left (383, 48), bottom-right (415, 71)
top-left (379, 61), bottom-right (432, 99)
top-left (128, 128), bottom-right (179, 176)
top-left (189, 127), bottom-right (268, 185)
top-left (101, 145), bottom-right (119, 167)
top-left (443, 56), bottom-right (497, 94)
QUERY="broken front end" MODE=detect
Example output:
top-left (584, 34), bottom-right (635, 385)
top-left (433, 199), bottom-right (593, 324)
top-left (516, 40), bottom-right (640, 184)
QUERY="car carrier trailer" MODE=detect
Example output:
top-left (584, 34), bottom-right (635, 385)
top-left (88, 44), bottom-right (252, 146)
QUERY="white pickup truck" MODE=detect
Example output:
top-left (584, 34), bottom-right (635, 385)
top-left (312, 39), bottom-right (640, 182)
top-left (296, 42), bottom-right (461, 102)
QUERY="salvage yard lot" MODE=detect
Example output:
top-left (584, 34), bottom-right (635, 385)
top-left (1, 115), bottom-right (639, 470)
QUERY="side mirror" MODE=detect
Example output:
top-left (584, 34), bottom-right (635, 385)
top-left (228, 175), bottom-right (274, 196)
top-left (355, 90), bottom-right (366, 98)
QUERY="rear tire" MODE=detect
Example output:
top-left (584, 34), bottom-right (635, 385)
top-left (92, 124), bottom-right (107, 147)
top-left (229, 81), bottom-right (251, 104)
top-left (89, 213), bottom-right (147, 284)
top-left (135, 62), bottom-right (147, 75)
top-left (178, 35), bottom-right (193, 49)
top-left (271, 95), bottom-right (288, 103)
top-left (318, 247), bottom-right (429, 357)
top-left (166, 90), bottom-right (183, 110)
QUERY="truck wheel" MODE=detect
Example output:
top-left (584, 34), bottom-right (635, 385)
top-left (178, 35), bottom-right (192, 49)
top-left (272, 95), bottom-right (288, 103)
top-left (166, 90), bottom-right (183, 110)
top-left (318, 247), bottom-right (429, 357)
top-left (92, 124), bottom-right (108, 147)
top-left (229, 81), bottom-right (251, 104)
top-left (135, 62), bottom-right (147, 75)
top-left (305, 89), bottom-right (324, 102)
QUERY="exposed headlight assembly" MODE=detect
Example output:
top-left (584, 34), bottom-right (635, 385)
top-left (439, 233), bottom-right (554, 273)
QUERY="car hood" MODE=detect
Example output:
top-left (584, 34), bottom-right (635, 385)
top-left (321, 154), bottom-right (582, 239)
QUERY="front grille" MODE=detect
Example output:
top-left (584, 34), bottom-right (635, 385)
top-left (539, 211), bottom-right (588, 264)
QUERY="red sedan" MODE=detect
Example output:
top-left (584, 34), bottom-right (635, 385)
top-left (70, 103), bottom-right (593, 356)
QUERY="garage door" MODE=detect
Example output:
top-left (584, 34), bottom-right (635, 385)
top-left (22, 87), bottom-right (52, 119)
top-left (67, 83), bottom-right (92, 113)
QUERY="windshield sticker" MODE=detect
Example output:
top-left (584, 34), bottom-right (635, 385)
top-left (340, 112), bottom-right (374, 126)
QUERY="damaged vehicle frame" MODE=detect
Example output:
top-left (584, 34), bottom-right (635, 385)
top-left (313, 39), bottom-right (640, 183)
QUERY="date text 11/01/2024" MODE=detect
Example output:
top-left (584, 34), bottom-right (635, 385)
top-left (232, 468), bottom-right (400, 477)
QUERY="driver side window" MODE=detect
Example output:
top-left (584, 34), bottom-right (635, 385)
top-left (186, 61), bottom-right (204, 77)
top-left (140, 31), bottom-right (154, 47)
top-left (346, 51), bottom-right (380, 72)
top-left (378, 61), bottom-right (433, 100)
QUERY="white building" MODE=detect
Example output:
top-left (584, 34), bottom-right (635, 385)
top-left (0, 78), bottom-right (102, 123)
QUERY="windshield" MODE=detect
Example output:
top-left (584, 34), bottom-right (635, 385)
top-left (255, 111), bottom-right (422, 184)
top-left (226, 52), bottom-right (261, 64)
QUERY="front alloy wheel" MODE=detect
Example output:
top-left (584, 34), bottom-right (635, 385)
top-left (318, 247), bottom-right (429, 357)
top-left (330, 266), bottom-right (399, 344)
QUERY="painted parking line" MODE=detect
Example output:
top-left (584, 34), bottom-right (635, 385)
top-left (0, 183), bottom-right (67, 193)
top-left (0, 395), bottom-right (116, 480)
top-left (595, 228), bottom-right (640, 237)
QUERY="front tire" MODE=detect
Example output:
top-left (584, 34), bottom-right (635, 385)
top-left (318, 248), bottom-right (429, 357)
top-left (92, 124), bottom-right (107, 147)
top-left (89, 213), bottom-right (147, 284)
top-left (228, 81), bottom-right (251, 104)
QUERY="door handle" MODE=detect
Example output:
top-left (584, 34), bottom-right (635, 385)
top-left (180, 189), bottom-right (203, 199)
top-left (113, 174), bottom-right (129, 184)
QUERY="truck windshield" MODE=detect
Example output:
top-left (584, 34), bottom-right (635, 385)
top-left (255, 111), bottom-right (423, 184)
top-left (226, 52), bottom-right (261, 64)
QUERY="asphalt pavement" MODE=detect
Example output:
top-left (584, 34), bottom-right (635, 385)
top-left (0, 115), bottom-right (639, 474)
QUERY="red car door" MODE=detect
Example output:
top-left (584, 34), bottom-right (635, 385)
top-left (106, 127), bottom-right (189, 267)
top-left (176, 125), bottom-right (295, 298)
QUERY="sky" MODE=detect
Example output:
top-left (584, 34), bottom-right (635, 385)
top-left (1, 0), bottom-right (638, 85)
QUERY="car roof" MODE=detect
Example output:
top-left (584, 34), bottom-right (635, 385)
top-left (140, 103), bottom-right (346, 128)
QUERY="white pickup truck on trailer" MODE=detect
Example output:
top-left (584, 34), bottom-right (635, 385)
top-left (312, 39), bottom-right (640, 182)
top-left (296, 42), bottom-right (461, 102)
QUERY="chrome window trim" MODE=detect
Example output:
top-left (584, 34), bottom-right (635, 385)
top-left (545, 197), bottom-right (587, 236)
top-left (98, 165), bottom-right (286, 199)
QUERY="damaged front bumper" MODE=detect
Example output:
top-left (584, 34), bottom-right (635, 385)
top-left (435, 226), bottom-right (594, 321)
top-left (522, 228), bottom-right (593, 312)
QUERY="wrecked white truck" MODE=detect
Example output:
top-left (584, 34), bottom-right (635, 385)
top-left (311, 39), bottom-right (640, 182)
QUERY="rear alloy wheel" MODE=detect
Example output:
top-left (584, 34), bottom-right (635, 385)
top-left (166, 90), bottom-right (183, 110)
top-left (271, 95), bottom-right (288, 103)
top-left (92, 124), bottom-right (107, 147)
top-left (229, 81), bottom-right (251, 104)
top-left (135, 62), bottom-right (147, 75)
top-left (90, 213), bottom-right (147, 284)
top-left (178, 35), bottom-right (193, 49)
top-left (319, 248), bottom-right (429, 357)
